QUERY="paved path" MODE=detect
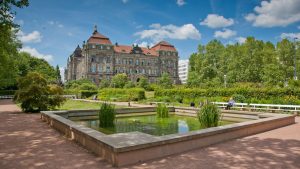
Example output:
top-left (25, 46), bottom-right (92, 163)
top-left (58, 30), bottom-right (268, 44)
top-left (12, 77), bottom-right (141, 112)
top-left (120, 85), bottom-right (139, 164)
top-left (0, 99), bottom-right (299, 169)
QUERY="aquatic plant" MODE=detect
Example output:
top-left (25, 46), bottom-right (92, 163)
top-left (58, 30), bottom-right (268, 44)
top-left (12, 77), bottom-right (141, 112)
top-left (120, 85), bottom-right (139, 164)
top-left (98, 103), bottom-right (116, 127)
top-left (197, 104), bottom-right (220, 128)
top-left (156, 103), bottom-right (169, 118)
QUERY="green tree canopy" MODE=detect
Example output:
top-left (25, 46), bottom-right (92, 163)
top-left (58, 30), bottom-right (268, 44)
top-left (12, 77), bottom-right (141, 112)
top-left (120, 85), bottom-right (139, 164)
top-left (15, 72), bottom-right (64, 112)
top-left (111, 73), bottom-right (128, 88)
top-left (158, 73), bottom-right (173, 89)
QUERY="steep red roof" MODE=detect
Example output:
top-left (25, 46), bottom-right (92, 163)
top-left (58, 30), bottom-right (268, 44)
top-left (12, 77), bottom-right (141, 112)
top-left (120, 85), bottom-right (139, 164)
top-left (151, 41), bottom-right (177, 52)
top-left (87, 31), bottom-right (112, 45)
top-left (114, 45), bottom-right (158, 56)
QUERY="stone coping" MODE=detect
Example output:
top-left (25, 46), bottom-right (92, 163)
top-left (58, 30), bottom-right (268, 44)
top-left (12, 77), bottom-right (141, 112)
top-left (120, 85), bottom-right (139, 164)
top-left (41, 108), bottom-right (294, 153)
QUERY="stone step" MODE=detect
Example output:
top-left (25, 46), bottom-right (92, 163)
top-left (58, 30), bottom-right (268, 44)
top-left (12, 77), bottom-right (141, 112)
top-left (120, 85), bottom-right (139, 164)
top-left (222, 113), bottom-right (259, 120)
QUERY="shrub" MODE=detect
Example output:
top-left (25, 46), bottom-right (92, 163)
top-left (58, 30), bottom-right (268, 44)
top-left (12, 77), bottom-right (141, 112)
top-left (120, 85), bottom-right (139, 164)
top-left (111, 73), bottom-right (128, 88)
top-left (99, 79), bottom-right (110, 89)
top-left (80, 90), bottom-right (98, 99)
top-left (154, 88), bottom-right (300, 103)
top-left (197, 104), bottom-right (220, 128)
top-left (156, 103), bottom-right (169, 118)
top-left (98, 88), bottom-right (145, 101)
top-left (65, 79), bottom-right (96, 90)
top-left (158, 73), bottom-right (173, 89)
top-left (137, 76), bottom-right (149, 90)
top-left (98, 103), bottom-right (116, 128)
top-left (232, 94), bottom-right (246, 103)
top-left (15, 72), bottom-right (65, 112)
top-left (124, 81), bottom-right (135, 88)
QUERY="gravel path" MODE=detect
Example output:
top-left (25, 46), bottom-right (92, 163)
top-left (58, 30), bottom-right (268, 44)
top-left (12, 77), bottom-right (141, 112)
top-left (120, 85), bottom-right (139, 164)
top-left (0, 99), bottom-right (299, 169)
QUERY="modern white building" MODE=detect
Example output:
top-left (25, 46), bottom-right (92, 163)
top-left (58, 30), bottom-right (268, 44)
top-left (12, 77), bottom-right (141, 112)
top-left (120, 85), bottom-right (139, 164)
top-left (178, 60), bottom-right (189, 84)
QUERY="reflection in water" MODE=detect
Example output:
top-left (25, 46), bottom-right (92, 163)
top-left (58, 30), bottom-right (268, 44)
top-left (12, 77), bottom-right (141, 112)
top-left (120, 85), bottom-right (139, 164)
top-left (74, 115), bottom-right (232, 136)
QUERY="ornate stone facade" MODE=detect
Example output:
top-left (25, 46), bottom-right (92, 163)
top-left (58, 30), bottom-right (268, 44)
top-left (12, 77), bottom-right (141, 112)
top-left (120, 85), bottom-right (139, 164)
top-left (65, 26), bottom-right (180, 85)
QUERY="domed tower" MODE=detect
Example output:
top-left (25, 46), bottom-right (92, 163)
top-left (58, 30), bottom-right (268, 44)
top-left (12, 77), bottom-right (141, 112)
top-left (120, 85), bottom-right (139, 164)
top-left (81, 25), bottom-right (114, 85)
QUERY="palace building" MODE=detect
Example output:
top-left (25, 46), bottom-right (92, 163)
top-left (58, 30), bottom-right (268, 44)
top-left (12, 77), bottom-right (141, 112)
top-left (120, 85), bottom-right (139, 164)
top-left (65, 26), bottom-right (180, 85)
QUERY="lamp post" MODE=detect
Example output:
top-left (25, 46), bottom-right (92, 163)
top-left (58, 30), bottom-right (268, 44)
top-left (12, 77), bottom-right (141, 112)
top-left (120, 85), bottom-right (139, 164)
top-left (224, 74), bottom-right (227, 88)
top-left (294, 37), bottom-right (298, 80)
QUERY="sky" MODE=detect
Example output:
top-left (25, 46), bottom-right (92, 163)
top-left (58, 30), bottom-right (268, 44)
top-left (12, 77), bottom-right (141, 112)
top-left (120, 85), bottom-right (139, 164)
top-left (14, 0), bottom-right (300, 70)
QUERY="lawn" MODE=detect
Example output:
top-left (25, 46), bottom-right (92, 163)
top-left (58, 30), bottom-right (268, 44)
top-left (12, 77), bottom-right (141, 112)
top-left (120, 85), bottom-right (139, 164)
top-left (57, 99), bottom-right (103, 110)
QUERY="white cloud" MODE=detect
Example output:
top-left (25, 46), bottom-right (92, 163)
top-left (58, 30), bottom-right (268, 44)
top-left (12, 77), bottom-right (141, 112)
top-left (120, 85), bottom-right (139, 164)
top-left (135, 23), bottom-right (201, 42)
top-left (20, 46), bottom-right (53, 62)
top-left (122, 0), bottom-right (129, 4)
top-left (48, 21), bottom-right (64, 28)
top-left (214, 29), bottom-right (237, 39)
top-left (245, 0), bottom-right (300, 27)
top-left (280, 32), bottom-right (300, 39)
top-left (177, 0), bottom-right (186, 6)
top-left (235, 36), bottom-right (246, 43)
top-left (17, 30), bottom-right (42, 43)
top-left (200, 14), bottom-right (234, 28)
top-left (134, 41), bottom-right (154, 48)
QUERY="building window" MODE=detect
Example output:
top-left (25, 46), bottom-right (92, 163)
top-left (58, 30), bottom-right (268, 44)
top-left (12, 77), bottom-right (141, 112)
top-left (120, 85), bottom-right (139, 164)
top-left (135, 59), bottom-right (139, 65)
top-left (141, 60), bottom-right (145, 66)
top-left (98, 64), bottom-right (102, 72)
top-left (106, 66), bottom-right (110, 73)
top-left (91, 64), bottom-right (96, 73)
top-left (129, 59), bottom-right (133, 65)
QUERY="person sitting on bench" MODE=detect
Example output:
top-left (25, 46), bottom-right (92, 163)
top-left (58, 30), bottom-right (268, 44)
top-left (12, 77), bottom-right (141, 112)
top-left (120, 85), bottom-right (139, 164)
top-left (226, 97), bottom-right (235, 110)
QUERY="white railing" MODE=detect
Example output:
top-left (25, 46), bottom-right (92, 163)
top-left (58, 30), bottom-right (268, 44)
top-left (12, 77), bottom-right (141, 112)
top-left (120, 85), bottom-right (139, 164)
top-left (212, 102), bottom-right (300, 112)
top-left (0, 95), bottom-right (14, 99)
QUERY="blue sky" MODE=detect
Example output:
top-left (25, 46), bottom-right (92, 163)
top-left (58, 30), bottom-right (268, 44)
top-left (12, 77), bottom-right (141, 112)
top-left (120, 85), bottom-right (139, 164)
top-left (14, 0), bottom-right (300, 69)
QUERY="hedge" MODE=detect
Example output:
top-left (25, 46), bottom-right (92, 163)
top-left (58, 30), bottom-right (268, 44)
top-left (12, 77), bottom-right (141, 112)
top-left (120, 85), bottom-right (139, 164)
top-left (98, 88), bottom-right (145, 101)
top-left (0, 90), bottom-right (16, 96)
top-left (63, 89), bottom-right (98, 99)
top-left (154, 88), bottom-right (300, 102)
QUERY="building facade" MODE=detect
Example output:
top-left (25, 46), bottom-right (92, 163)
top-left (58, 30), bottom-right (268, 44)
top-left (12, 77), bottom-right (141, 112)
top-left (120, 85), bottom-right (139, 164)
top-left (65, 26), bottom-right (180, 85)
top-left (178, 60), bottom-right (189, 84)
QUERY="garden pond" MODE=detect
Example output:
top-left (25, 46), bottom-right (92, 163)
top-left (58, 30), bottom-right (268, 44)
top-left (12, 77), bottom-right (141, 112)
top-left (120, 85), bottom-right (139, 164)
top-left (73, 114), bottom-right (234, 136)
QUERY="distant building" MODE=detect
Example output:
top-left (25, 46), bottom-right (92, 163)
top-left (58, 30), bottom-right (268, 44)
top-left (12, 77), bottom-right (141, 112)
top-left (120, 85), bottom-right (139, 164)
top-left (178, 60), bottom-right (189, 84)
top-left (65, 25), bottom-right (180, 85)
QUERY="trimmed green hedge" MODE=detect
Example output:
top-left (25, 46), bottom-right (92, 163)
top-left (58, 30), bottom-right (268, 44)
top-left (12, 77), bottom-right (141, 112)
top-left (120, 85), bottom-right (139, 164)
top-left (63, 89), bottom-right (98, 99)
top-left (98, 88), bottom-right (145, 101)
top-left (154, 88), bottom-right (300, 105)
top-left (0, 90), bottom-right (16, 96)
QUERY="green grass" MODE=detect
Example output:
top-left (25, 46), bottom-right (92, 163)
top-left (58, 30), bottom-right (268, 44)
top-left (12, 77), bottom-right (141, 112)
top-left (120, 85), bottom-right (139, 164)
top-left (57, 100), bottom-right (103, 110)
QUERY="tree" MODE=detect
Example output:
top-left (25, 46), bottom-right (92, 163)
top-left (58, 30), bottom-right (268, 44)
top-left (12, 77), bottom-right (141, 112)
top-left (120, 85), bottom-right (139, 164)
top-left (124, 81), bottom-right (135, 88)
top-left (137, 76), bottom-right (149, 89)
top-left (0, 0), bottom-right (29, 88)
top-left (16, 52), bottom-right (57, 82)
top-left (65, 79), bottom-right (96, 90)
top-left (99, 79), bottom-right (110, 89)
top-left (1, 0), bottom-right (29, 27)
top-left (277, 39), bottom-right (295, 81)
top-left (110, 73), bottom-right (128, 88)
top-left (55, 65), bottom-right (62, 86)
top-left (158, 73), bottom-right (172, 89)
top-left (15, 72), bottom-right (64, 112)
